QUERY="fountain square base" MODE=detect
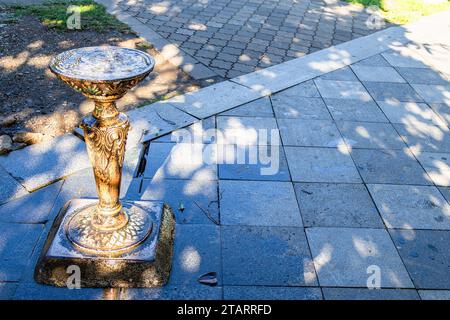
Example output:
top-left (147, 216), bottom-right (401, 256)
top-left (34, 199), bottom-right (175, 288)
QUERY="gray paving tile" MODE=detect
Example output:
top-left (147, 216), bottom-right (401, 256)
top-left (168, 224), bottom-right (221, 286)
top-left (216, 116), bottom-right (280, 146)
top-left (322, 288), bottom-right (419, 300)
top-left (0, 181), bottom-right (62, 223)
top-left (0, 222), bottom-right (44, 281)
top-left (377, 101), bottom-right (446, 126)
top-left (222, 226), bottom-right (318, 286)
top-left (0, 165), bottom-right (28, 205)
top-left (271, 96), bottom-right (331, 120)
top-left (278, 119), bottom-right (341, 147)
top-left (440, 187), bottom-right (450, 203)
top-left (273, 80), bottom-right (321, 98)
top-left (169, 81), bottom-right (263, 118)
top-left (394, 123), bottom-right (450, 153)
top-left (13, 283), bottom-right (104, 300)
top-left (314, 79), bottom-right (372, 101)
top-left (154, 117), bottom-right (216, 144)
top-left (135, 178), bottom-right (219, 225)
top-left (220, 180), bottom-right (302, 227)
top-left (143, 142), bottom-right (217, 181)
top-left (389, 229), bottom-right (450, 289)
top-left (285, 146), bottom-right (361, 183)
top-left (396, 67), bottom-right (449, 85)
top-left (351, 65), bottom-right (406, 83)
top-left (123, 285), bottom-right (222, 300)
top-left (0, 134), bottom-right (90, 192)
top-left (0, 283), bottom-right (17, 300)
top-left (351, 149), bottom-right (432, 185)
top-left (306, 227), bottom-right (414, 288)
top-left (324, 98), bottom-right (387, 122)
top-left (218, 144), bottom-right (290, 181)
top-left (368, 184), bottom-right (450, 230)
top-left (353, 54), bottom-right (390, 67)
top-left (337, 121), bottom-right (406, 149)
top-left (295, 183), bottom-right (383, 228)
top-left (429, 103), bottom-right (450, 126)
top-left (410, 84), bottom-right (450, 104)
top-left (319, 66), bottom-right (358, 81)
top-left (220, 97), bottom-right (274, 117)
top-left (129, 101), bottom-right (198, 143)
top-left (364, 82), bottom-right (424, 102)
top-left (224, 286), bottom-right (322, 300)
top-left (381, 50), bottom-right (429, 68)
top-left (416, 152), bottom-right (450, 187)
top-left (418, 290), bottom-right (450, 300)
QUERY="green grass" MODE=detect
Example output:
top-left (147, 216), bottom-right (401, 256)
top-left (10, 0), bottom-right (129, 32)
top-left (345, 0), bottom-right (450, 24)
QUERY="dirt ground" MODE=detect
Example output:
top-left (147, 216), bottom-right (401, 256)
top-left (0, 8), bottom-right (202, 146)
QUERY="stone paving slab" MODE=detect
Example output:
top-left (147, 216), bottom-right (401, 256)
top-left (350, 65), bottom-right (406, 83)
top-left (220, 97), bottom-right (274, 118)
top-left (418, 290), bottom-right (450, 300)
top-left (429, 103), bottom-right (450, 127)
top-left (367, 184), bottom-right (450, 230)
top-left (123, 285), bottom-right (222, 300)
top-left (0, 181), bottom-right (62, 224)
top-left (324, 98), bottom-right (387, 123)
top-left (0, 165), bottom-right (28, 205)
top-left (220, 180), bottom-right (302, 227)
top-left (154, 117), bottom-right (217, 144)
top-left (218, 145), bottom-right (291, 181)
top-left (0, 222), bottom-right (44, 282)
top-left (272, 96), bottom-right (331, 120)
top-left (278, 119), bottom-right (341, 147)
top-left (396, 67), bottom-right (449, 86)
top-left (294, 183), bottom-right (383, 228)
top-left (222, 226), bottom-right (317, 286)
top-left (415, 152), bottom-right (450, 187)
top-left (318, 66), bottom-right (358, 82)
top-left (223, 286), bottom-right (322, 300)
top-left (136, 178), bottom-right (219, 225)
top-left (0, 134), bottom-right (90, 192)
top-left (0, 283), bottom-right (18, 300)
top-left (168, 81), bottom-right (263, 118)
top-left (394, 123), bottom-right (450, 154)
top-left (285, 146), bottom-right (361, 183)
top-left (314, 79), bottom-right (371, 101)
top-left (411, 84), bottom-right (450, 104)
top-left (168, 224), bottom-right (221, 286)
top-left (364, 82), bottom-right (424, 103)
top-left (128, 101), bottom-right (198, 144)
top-left (216, 116), bottom-right (280, 146)
top-left (337, 121), bottom-right (406, 150)
top-left (322, 288), bottom-right (419, 300)
top-left (389, 229), bottom-right (450, 289)
top-left (351, 149), bottom-right (432, 185)
top-left (12, 283), bottom-right (104, 300)
top-left (144, 142), bottom-right (217, 181)
top-left (306, 227), bottom-right (414, 288)
top-left (376, 101), bottom-right (446, 127)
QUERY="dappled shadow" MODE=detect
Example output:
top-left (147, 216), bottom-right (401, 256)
top-left (0, 10), bottom-right (199, 139)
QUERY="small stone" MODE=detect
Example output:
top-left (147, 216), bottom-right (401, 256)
top-left (12, 132), bottom-right (50, 145)
top-left (0, 115), bottom-right (17, 127)
top-left (0, 135), bottom-right (13, 155)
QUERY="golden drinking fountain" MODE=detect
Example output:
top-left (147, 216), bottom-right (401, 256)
top-left (35, 46), bottom-right (174, 288)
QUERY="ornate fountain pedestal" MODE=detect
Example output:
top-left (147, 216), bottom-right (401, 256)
top-left (34, 47), bottom-right (175, 288)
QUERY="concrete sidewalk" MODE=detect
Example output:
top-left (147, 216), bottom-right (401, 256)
top-left (0, 9), bottom-right (449, 300)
